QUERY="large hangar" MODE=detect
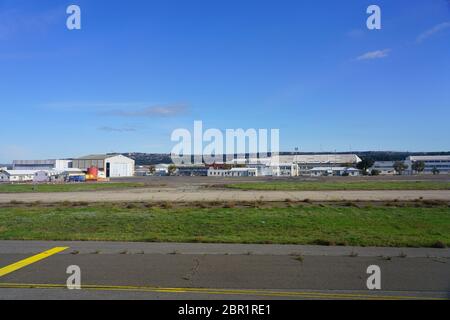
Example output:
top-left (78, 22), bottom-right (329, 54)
top-left (12, 159), bottom-right (72, 170)
top-left (72, 154), bottom-right (135, 178)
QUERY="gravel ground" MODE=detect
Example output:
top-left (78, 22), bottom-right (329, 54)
top-left (1, 188), bottom-right (450, 203)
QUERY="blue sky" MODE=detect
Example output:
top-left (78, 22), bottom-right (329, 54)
top-left (0, 0), bottom-right (449, 162)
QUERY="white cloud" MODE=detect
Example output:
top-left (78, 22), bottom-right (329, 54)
top-left (101, 104), bottom-right (189, 118)
top-left (43, 102), bottom-right (189, 118)
top-left (416, 21), bottom-right (450, 43)
top-left (98, 126), bottom-right (137, 133)
top-left (357, 49), bottom-right (390, 61)
top-left (0, 8), bottom-right (61, 40)
top-left (42, 102), bottom-right (149, 110)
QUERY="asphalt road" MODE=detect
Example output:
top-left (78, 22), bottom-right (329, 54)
top-left (0, 241), bottom-right (448, 300)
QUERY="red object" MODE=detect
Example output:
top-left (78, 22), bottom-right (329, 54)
top-left (87, 167), bottom-right (99, 177)
top-left (209, 163), bottom-right (230, 169)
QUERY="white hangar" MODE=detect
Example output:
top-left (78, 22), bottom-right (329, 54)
top-left (72, 154), bottom-right (135, 178)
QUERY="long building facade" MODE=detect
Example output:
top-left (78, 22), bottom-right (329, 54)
top-left (406, 156), bottom-right (450, 175)
top-left (12, 159), bottom-right (72, 171)
top-left (277, 154), bottom-right (362, 176)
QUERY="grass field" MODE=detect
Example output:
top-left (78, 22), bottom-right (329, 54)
top-left (227, 181), bottom-right (450, 191)
top-left (0, 183), bottom-right (146, 193)
top-left (0, 203), bottom-right (448, 247)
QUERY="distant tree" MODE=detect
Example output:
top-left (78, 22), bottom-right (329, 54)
top-left (149, 165), bottom-right (156, 174)
top-left (393, 161), bottom-right (408, 175)
top-left (356, 157), bottom-right (375, 175)
top-left (412, 161), bottom-right (425, 174)
top-left (168, 165), bottom-right (177, 176)
top-left (432, 166), bottom-right (440, 175)
top-left (371, 169), bottom-right (381, 176)
top-left (342, 162), bottom-right (353, 168)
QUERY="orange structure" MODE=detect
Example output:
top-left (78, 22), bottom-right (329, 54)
top-left (85, 166), bottom-right (99, 181)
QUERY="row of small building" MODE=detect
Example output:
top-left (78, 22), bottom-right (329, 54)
top-left (164, 154), bottom-right (450, 177)
top-left (0, 154), bottom-right (135, 183)
top-left (1, 154), bottom-right (449, 182)
top-left (170, 154), bottom-right (363, 177)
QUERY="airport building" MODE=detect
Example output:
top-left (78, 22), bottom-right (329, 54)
top-left (135, 166), bottom-right (152, 177)
top-left (225, 155), bottom-right (360, 177)
top-left (33, 170), bottom-right (65, 183)
top-left (309, 167), bottom-right (360, 177)
top-left (154, 164), bottom-right (170, 176)
top-left (406, 155), bottom-right (450, 175)
top-left (0, 170), bottom-right (37, 183)
top-left (12, 159), bottom-right (72, 171)
top-left (276, 154), bottom-right (362, 176)
top-left (270, 163), bottom-right (299, 177)
top-left (246, 163), bottom-right (274, 176)
top-left (33, 169), bottom-right (84, 183)
top-left (370, 161), bottom-right (396, 175)
top-left (208, 167), bottom-right (258, 177)
top-left (175, 165), bottom-right (209, 176)
top-left (72, 154), bottom-right (135, 178)
top-left (226, 158), bottom-right (299, 177)
top-left (239, 154), bottom-right (361, 176)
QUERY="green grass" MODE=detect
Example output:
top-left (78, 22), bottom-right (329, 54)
top-left (226, 181), bottom-right (450, 191)
top-left (0, 183), bottom-right (146, 193)
top-left (0, 204), bottom-right (449, 247)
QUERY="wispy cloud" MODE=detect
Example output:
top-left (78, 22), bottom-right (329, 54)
top-left (0, 7), bottom-right (61, 40)
top-left (42, 102), bottom-right (149, 110)
top-left (101, 104), bottom-right (189, 118)
top-left (43, 102), bottom-right (189, 118)
top-left (357, 49), bottom-right (390, 61)
top-left (416, 21), bottom-right (450, 43)
top-left (98, 126), bottom-right (137, 133)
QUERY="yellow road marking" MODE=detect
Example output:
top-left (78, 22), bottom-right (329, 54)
top-left (0, 247), bottom-right (69, 278)
top-left (0, 283), bottom-right (445, 300)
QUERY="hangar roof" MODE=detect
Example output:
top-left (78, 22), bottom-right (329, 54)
top-left (75, 154), bottom-right (120, 160)
top-left (279, 154), bottom-right (362, 164)
top-left (408, 155), bottom-right (450, 161)
top-left (1, 170), bottom-right (38, 175)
